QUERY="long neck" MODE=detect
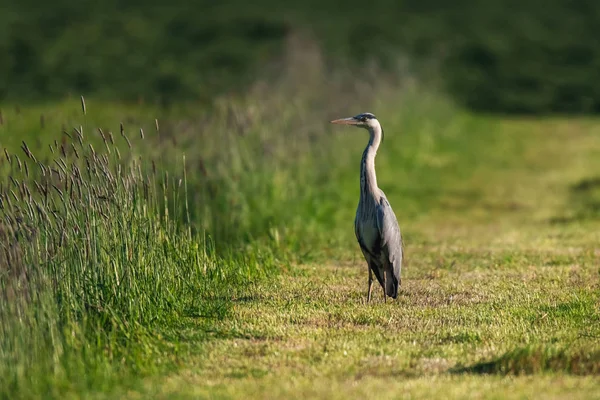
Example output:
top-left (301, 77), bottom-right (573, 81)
top-left (360, 122), bottom-right (383, 202)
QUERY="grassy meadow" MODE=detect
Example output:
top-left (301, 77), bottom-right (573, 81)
top-left (1, 57), bottom-right (600, 399)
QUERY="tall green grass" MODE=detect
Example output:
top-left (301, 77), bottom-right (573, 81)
top-left (0, 99), bottom-right (282, 397)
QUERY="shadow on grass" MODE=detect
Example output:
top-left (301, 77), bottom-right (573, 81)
top-left (549, 176), bottom-right (600, 224)
top-left (571, 177), bottom-right (600, 192)
top-left (452, 346), bottom-right (600, 376)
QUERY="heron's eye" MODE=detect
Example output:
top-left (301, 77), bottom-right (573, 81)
top-left (361, 116), bottom-right (367, 122)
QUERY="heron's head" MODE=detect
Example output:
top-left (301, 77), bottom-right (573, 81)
top-left (330, 112), bottom-right (379, 130)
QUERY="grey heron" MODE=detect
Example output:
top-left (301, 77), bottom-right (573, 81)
top-left (331, 113), bottom-right (403, 303)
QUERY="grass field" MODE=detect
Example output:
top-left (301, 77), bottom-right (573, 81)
top-left (1, 71), bottom-right (600, 398)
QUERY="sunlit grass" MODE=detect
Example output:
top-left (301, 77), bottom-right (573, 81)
top-left (1, 58), bottom-right (600, 398)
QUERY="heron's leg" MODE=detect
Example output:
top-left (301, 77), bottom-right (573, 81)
top-left (367, 266), bottom-right (373, 303)
top-left (383, 270), bottom-right (387, 303)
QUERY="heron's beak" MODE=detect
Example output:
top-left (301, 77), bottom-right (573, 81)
top-left (330, 117), bottom-right (359, 125)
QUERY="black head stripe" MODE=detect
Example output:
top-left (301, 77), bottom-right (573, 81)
top-left (354, 112), bottom-right (377, 122)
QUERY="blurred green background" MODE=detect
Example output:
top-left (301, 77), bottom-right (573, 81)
top-left (1, 0), bottom-right (599, 113)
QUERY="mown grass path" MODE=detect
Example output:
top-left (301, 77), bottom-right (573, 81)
top-left (137, 243), bottom-right (600, 398)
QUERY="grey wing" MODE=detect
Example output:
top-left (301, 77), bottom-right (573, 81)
top-left (354, 211), bottom-right (385, 287)
top-left (376, 194), bottom-right (403, 296)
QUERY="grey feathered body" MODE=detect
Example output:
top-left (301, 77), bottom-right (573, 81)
top-left (355, 140), bottom-right (403, 298)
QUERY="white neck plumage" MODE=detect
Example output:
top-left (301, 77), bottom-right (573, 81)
top-left (360, 120), bottom-right (383, 202)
